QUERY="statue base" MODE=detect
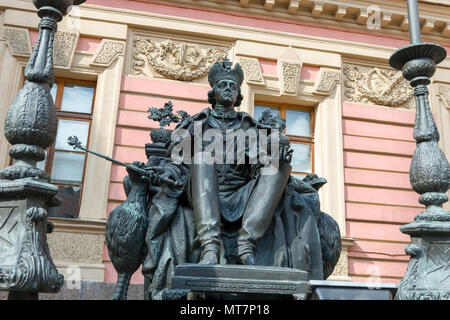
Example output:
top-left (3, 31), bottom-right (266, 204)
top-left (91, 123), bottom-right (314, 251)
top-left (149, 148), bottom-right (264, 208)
top-left (170, 263), bottom-right (309, 300)
top-left (169, 264), bottom-right (398, 300)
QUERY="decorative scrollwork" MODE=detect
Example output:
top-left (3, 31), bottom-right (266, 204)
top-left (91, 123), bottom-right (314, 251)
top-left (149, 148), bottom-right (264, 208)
top-left (343, 64), bottom-right (414, 108)
top-left (132, 37), bottom-right (228, 81)
top-left (26, 207), bottom-right (47, 222)
top-left (9, 207), bottom-right (63, 292)
top-left (0, 165), bottom-right (47, 180)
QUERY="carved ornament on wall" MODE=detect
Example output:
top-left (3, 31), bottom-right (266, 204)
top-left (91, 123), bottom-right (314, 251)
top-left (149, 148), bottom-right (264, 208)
top-left (438, 85), bottom-right (450, 109)
top-left (132, 37), bottom-right (228, 81)
top-left (91, 39), bottom-right (125, 67)
top-left (343, 64), bottom-right (414, 108)
top-left (313, 68), bottom-right (341, 96)
top-left (53, 31), bottom-right (78, 68)
top-left (279, 61), bottom-right (302, 95)
top-left (3, 27), bottom-right (32, 57)
top-left (277, 46), bottom-right (302, 96)
top-left (237, 57), bottom-right (264, 85)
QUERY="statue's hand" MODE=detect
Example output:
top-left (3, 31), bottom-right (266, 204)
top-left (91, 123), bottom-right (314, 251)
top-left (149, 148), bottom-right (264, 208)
top-left (280, 145), bottom-right (293, 163)
top-left (150, 172), bottom-right (161, 185)
top-left (143, 165), bottom-right (164, 185)
top-left (127, 161), bottom-right (147, 185)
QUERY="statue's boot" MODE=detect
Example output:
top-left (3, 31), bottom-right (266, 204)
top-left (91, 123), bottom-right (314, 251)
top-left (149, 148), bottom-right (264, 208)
top-left (238, 160), bottom-right (291, 264)
top-left (191, 153), bottom-right (222, 264)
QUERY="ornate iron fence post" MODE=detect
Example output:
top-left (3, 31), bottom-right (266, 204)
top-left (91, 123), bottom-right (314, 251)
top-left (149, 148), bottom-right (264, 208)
top-left (0, 0), bottom-right (86, 300)
top-left (389, 0), bottom-right (450, 300)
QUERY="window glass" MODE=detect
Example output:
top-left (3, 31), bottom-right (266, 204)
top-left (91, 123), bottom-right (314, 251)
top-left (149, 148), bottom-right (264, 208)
top-left (50, 83), bottom-right (58, 103)
top-left (255, 103), bottom-right (314, 173)
top-left (286, 109), bottom-right (311, 137)
top-left (291, 173), bottom-right (307, 179)
top-left (54, 119), bottom-right (89, 151)
top-left (61, 82), bottom-right (94, 113)
top-left (290, 143), bottom-right (311, 173)
top-left (50, 151), bottom-right (86, 184)
top-left (254, 105), bottom-right (280, 121)
top-left (48, 186), bottom-right (81, 219)
top-left (46, 78), bottom-right (96, 219)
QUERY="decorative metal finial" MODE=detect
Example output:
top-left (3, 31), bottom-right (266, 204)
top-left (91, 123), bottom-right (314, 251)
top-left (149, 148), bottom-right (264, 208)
top-left (389, 0), bottom-right (450, 300)
top-left (0, 0), bottom-right (86, 300)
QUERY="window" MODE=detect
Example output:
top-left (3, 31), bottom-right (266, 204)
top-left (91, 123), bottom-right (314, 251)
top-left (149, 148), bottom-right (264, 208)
top-left (254, 103), bottom-right (314, 177)
top-left (37, 78), bottom-right (96, 218)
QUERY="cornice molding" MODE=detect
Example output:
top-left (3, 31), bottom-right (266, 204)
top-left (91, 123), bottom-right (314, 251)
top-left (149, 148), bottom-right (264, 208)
top-left (3, 1), bottom-right (450, 67)
top-left (149, 0), bottom-right (450, 42)
top-left (2, 0), bottom-right (449, 44)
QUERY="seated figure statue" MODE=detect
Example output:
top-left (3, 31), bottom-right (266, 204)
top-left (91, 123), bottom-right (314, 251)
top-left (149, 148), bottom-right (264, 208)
top-left (105, 59), bottom-right (342, 300)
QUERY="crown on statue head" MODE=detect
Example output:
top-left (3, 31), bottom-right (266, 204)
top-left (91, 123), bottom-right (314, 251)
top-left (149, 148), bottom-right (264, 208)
top-left (208, 58), bottom-right (244, 88)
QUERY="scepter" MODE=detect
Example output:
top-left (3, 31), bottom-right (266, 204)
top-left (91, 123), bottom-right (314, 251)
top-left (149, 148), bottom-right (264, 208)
top-left (67, 135), bottom-right (181, 187)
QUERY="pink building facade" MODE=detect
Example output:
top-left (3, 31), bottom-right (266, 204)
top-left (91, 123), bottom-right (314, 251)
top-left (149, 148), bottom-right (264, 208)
top-left (0, 0), bottom-right (449, 291)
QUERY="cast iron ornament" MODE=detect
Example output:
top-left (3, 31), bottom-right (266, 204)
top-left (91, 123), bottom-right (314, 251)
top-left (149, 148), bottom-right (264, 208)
top-left (389, 0), bottom-right (450, 300)
top-left (0, 0), bottom-right (86, 300)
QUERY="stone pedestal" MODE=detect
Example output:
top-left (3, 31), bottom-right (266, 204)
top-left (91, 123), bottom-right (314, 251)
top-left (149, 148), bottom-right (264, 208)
top-left (0, 178), bottom-right (63, 296)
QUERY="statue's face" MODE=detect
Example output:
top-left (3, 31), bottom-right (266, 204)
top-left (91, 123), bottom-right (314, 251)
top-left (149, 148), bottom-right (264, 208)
top-left (214, 79), bottom-right (239, 108)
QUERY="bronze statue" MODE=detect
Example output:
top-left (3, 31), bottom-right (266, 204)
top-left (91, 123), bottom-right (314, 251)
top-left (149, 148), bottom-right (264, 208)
top-left (103, 59), bottom-right (341, 300)
top-left (171, 59), bottom-right (294, 266)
